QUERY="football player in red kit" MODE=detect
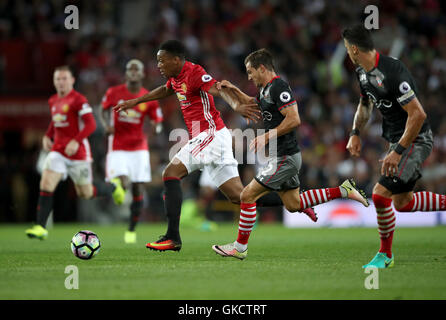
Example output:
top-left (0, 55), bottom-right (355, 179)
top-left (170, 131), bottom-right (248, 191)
top-left (101, 59), bottom-right (163, 243)
top-left (25, 66), bottom-right (125, 240)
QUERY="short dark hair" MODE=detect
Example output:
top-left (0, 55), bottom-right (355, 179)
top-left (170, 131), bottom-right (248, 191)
top-left (158, 40), bottom-right (186, 59)
top-left (54, 65), bottom-right (73, 74)
top-left (342, 25), bottom-right (375, 51)
top-left (244, 48), bottom-right (275, 71)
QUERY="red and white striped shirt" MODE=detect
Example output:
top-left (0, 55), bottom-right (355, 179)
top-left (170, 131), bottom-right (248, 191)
top-left (166, 61), bottom-right (225, 138)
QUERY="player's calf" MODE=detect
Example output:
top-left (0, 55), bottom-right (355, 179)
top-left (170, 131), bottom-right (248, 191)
top-left (394, 191), bottom-right (446, 212)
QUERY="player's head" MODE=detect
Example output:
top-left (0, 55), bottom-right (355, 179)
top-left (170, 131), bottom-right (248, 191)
top-left (126, 59), bottom-right (145, 83)
top-left (53, 66), bottom-right (75, 95)
top-left (157, 40), bottom-right (186, 78)
top-left (342, 25), bottom-right (375, 65)
top-left (244, 49), bottom-right (276, 88)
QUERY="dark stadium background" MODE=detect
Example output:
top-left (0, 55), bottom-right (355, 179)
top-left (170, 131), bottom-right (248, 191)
top-left (0, 0), bottom-right (445, 225)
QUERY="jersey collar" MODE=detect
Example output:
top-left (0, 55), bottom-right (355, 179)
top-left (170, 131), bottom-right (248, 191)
top-left (374, 52), bottom-right (380, 68)
top-left (261, 75), bottom-right (280, 94)
top-left (174, 61), bottom-right (190, 80)
top-left (268, 75), bottom-right (280, 84)
top-left (364, 51), bottom-right (380, 74)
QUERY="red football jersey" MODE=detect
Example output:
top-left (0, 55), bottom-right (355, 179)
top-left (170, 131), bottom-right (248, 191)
top-left (47, 89), bottom-right (93, 161)
top-left (166, 61), bottom-right (225, 138)
top-left (102, 84), bottom-right (163, 151)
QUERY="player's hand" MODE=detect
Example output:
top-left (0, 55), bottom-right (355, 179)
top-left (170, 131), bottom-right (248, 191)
top-left (249, 134), bottom-right (268, 153)
top-left (346, 135), bottom-right (361, 157)
top-left (42, 135), bottom-right (53, 152)
top-left (379, 150), bottom-right (402, 177)
top-left (113, 99), bottom-right (137, 114)
top-left (235, 102), bottom-right (261, 124)
top-left (217, 80), bottom-right (237, 91)
top-left (65, 139), bottom-right (80, 157)
top-left (105, 126), bottom-right (115, 135)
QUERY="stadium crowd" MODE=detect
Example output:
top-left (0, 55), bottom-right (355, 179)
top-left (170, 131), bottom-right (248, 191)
top-left (1, 0), bottom-right (446, 223)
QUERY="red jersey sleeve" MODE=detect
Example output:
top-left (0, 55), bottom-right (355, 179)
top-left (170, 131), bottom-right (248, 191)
top-left (74, 94), bottom-right (96, 142)
top-left (102, 87), bottom-right (115, 110)
top-left (74, 113), bottom-right (96, 143)
top-left (188, 65), bottom-right (217, 93)
top-left (147, 101), bottom-right (163, 123)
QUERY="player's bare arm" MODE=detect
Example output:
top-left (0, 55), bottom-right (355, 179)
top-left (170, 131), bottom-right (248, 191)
top-left (346, 97), bottom-right (372, 157)
top-left (249, 103), bottom-right (300, 153)
top-left (380, 97), bottom-right (427, 177)
top-left (42, 135), bottom-right (53, 151)
top-left (217, 80), bottom-right (257, 104)
top-left (209, 82), bottom-right (260, 123)
top-left (113, 85), bottom-right (174, 113)
top-left (100, 108), bottom-right (114, 135)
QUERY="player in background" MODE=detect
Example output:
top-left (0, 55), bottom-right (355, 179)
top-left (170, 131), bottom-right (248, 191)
top-left (115, 40), bottom-right (316, 252)
top-left (100, 59), bottom-right (163, 244)
top-left (211, 49), bottom-right (369, 260)
top-left (343, 25), bottom-right (444, 268)
top-left (26, 66), bottom-right (126, 240)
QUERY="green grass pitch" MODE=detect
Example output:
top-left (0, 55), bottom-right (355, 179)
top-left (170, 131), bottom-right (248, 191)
top-left (1, 223), bottom-right (445, 299)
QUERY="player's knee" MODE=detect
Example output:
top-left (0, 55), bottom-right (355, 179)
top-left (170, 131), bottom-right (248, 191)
top-left (372, 193), bottom-right (392, 209)
top-left (40, 179), bottom-right (55, 192)
top-left (285, 202), bottom-right (300, 213)
top-left (77, 188), bottom-right (93, 200)
top-left (240, 188), bottom-right (254, 204)
top-left (162, 167), bottom-right (180, 180)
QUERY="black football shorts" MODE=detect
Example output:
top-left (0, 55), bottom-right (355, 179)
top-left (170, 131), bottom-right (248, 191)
top-left (379, 129), bottom-right (433, 194)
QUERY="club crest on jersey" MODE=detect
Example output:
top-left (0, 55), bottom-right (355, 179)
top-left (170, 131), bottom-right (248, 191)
top-left (62, 104), bottom-right (70, 113)
top-left (138, 103), bottom-right (147, 112)
top-left (201, 74), bottom-right (212, 82)
top-left (279, 91), bottom-right (291, 103)
top-left (376, 76), bottom-right (383, 87)
top-left (181, 83), bottom-right (187, 93)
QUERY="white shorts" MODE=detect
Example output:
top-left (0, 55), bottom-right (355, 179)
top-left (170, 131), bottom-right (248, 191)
top-left (106, 150), bottom-right (151, 183)
top-left (199, 167), bottom-right (217, 189)
top-left (175, 127), bottom-right (239, 187)
top-left (43, 151), bottom-right (92, 186)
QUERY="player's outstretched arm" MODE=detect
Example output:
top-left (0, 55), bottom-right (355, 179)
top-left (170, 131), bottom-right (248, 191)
top-left (209, 81), bottom-right (260, 123)
top-left (346, 97), bottom-right (372, 157)
top-left (113, 85), bottom-right (174, 113)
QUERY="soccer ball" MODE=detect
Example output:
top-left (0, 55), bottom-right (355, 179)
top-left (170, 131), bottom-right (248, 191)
top-left (71, 230), bottom-right (101, 260)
